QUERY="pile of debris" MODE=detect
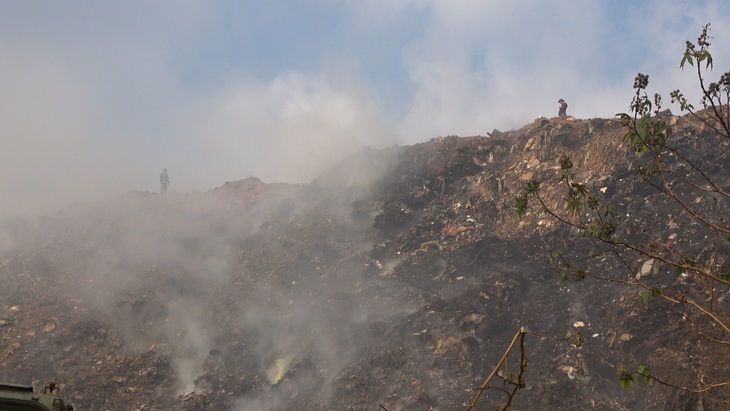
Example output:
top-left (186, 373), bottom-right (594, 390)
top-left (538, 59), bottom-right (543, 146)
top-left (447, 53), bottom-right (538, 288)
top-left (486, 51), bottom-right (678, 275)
top-left (0, 112), bottom-right (728, 410)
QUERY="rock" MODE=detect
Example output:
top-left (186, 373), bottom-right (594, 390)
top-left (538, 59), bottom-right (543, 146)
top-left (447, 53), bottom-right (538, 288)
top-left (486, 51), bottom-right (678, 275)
top-left (520, 172), bottom-right (535, 182)
top-left (636, 259), bottom-right (655, 281)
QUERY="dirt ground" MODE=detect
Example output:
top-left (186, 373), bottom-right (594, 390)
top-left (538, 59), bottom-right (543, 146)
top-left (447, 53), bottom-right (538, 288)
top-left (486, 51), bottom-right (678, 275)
top-left (1, 112), bottom-right (729, 410)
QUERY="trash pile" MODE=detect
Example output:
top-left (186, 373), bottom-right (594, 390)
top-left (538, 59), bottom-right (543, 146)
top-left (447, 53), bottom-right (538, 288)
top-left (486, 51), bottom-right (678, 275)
top-left (0, 113), bottom-right (728, 410)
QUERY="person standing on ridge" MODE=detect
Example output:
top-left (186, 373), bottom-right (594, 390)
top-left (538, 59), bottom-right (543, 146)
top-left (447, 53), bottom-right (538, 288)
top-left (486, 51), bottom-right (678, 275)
top-left (558, 98), bottom-right (568, 117)
top-left (160, 168), bottom-right (170, 193)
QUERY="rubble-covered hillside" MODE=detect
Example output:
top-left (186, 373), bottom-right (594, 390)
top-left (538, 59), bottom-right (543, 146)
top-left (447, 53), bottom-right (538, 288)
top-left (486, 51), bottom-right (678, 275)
top-left (1, 113), bottom-right (728, 410)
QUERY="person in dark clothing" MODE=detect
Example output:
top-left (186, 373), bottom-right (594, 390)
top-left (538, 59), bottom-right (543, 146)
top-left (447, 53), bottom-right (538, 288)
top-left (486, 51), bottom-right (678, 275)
top-left (160, 168), bottom-right (170, 193)
top-left (558, 99), bottom-right (568, 117)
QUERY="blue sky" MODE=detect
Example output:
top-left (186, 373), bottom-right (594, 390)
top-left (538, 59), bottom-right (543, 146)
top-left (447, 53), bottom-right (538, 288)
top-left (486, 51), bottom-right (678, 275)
top-left (0, 1), bottom-right (729, 217)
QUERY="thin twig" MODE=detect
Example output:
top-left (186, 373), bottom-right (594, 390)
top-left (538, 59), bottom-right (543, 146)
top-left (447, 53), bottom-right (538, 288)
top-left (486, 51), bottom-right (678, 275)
top-left (465, 327), bottom-right (526, 411)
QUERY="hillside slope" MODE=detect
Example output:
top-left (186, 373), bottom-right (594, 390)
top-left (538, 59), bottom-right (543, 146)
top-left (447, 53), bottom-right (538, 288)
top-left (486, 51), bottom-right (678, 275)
top-left (0, 113), bottom-right (728, 410)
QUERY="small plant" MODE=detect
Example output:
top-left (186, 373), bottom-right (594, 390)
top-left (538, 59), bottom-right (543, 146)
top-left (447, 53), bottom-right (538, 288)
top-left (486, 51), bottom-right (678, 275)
top-left (517, 23), bottom-right (730, 401)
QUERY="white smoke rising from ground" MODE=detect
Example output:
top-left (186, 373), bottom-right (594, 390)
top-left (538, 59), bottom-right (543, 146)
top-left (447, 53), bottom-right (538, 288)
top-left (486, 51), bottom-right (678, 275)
top-left (0, 151), bottom-right (406, 407)
top-left (1, 2), bottom-right (729, 407)
top-left (164, 296), bottom-right (216, 394)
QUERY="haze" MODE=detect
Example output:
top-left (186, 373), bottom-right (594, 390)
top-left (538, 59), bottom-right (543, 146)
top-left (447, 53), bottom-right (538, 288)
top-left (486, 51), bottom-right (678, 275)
top-left (0, 1), bottom-right (728, 217)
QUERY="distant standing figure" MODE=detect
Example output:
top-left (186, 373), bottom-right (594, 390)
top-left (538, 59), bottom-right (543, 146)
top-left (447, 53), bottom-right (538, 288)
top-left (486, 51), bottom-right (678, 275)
top-left (558, 99), bottom-right (568, 117)
top-left (160, 168), bottom-right (170, 193)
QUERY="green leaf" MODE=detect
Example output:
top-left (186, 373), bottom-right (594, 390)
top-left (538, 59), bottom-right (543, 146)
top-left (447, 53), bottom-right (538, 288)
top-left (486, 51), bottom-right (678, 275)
top-left (599, 220), bottom-right (615, 240)
top-left (639, 288), bottom-right (661, 305)
top-left (616, 113), bottom-right (632, 127)
top-left (637, 366), bottom-right (652, 383)
top-left (565, 195), bottom-right (582, 215)
top-left (571, 183), bottom-right (588, 195)
top-left (639, 162), bottom-right (659, 178)
top-left (604, 204), bottom-right (617, 218)
top-left (515, 195), bottom-right (528, 217)
top-left (617, 368), bottom-right (637, 389)
top-left (523, 180), bottom-right (541, 194)
top-left (639, 292), bottom-right (650, 305)
top-left (681, 53), bottom-right (694, 68)
top-left (700, 50), bottom-right (713, 69)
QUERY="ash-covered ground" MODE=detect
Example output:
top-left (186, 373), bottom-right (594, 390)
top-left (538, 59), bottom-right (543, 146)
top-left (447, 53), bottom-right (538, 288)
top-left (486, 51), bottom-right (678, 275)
top-left (1, 113), bottom-right (729, 410)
